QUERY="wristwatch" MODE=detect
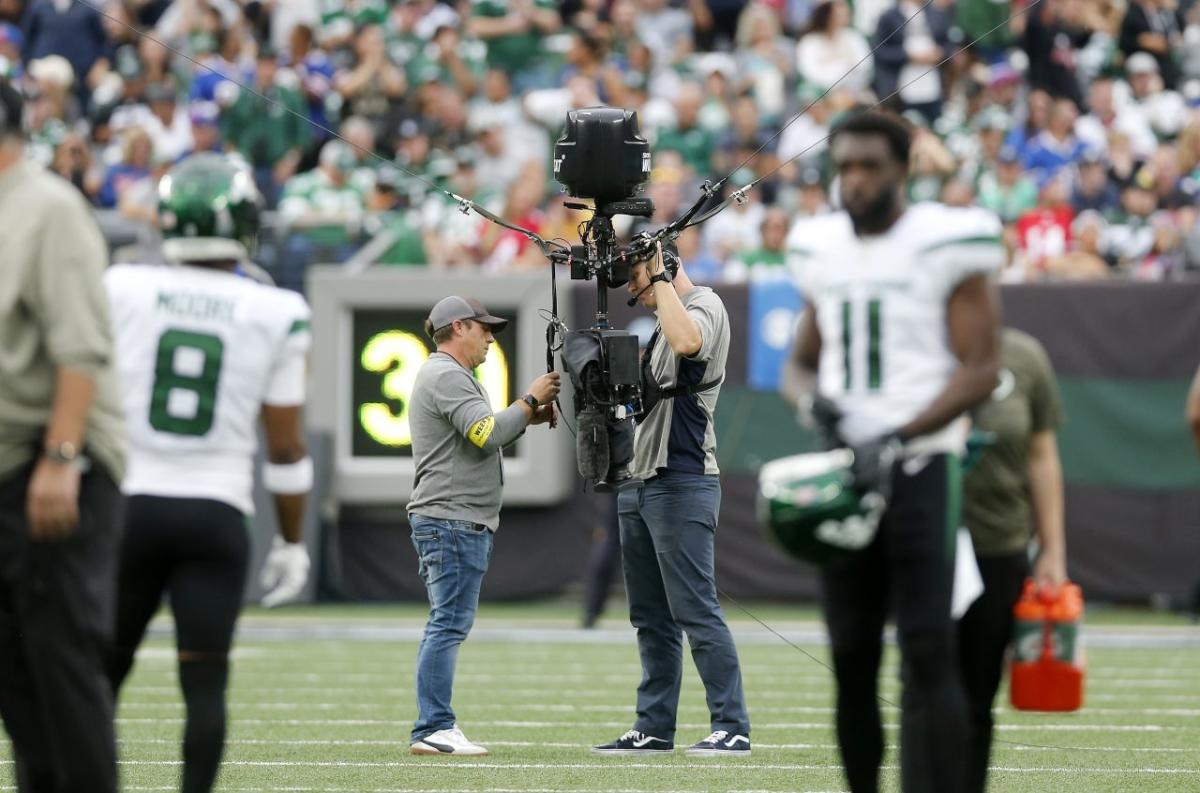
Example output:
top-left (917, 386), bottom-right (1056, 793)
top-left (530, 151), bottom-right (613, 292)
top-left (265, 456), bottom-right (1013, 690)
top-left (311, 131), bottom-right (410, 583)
top-left (44, 440), bottom-right (90, 471)
top-left (520, 393), bottom-right (539, 410)
top-left (649, 271), bottom-right (672, 287)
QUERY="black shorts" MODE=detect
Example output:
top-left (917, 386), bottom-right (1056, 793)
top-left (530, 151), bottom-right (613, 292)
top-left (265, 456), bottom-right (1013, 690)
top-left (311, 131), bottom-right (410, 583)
top-left (115, 495), bottom-right (250, 656)
top-left (820, 453), bottom-right (960, 643)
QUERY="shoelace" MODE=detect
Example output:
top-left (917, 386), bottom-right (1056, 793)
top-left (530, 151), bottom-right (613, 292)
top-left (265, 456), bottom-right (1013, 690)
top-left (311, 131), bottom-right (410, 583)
top-left (702, 730), bottom-right (730, 745)
top-left (620, 729), bottom-right (644, 742)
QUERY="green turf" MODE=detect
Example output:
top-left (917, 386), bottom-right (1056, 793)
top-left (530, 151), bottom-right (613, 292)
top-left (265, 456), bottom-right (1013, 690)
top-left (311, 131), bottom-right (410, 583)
top-left (3, 602), bottom-right (1199, 792)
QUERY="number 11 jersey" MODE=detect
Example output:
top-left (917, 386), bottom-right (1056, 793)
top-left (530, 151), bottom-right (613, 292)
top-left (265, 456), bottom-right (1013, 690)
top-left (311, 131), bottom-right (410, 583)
top-left (787, 202), bottom-right (1004, 455)
top-left (105, 263), bottom-right (311, 514)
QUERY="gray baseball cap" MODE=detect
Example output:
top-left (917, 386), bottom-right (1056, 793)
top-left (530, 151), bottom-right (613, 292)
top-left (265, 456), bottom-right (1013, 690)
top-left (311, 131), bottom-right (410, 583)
top-left (426, 295), bottom-right (509, 337)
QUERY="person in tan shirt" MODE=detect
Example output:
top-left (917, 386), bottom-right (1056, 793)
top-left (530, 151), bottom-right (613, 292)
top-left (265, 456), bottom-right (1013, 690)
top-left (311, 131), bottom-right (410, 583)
top-left (0, 77), bottom-right (125, 793)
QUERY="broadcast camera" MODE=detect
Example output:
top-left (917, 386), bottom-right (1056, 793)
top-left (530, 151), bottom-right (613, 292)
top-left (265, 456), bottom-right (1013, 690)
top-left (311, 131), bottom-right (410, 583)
top-left (552, 107), bottom-right (657, 490)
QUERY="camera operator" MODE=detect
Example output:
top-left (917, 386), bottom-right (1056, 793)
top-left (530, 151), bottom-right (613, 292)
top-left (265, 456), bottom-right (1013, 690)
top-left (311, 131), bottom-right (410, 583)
top-left (593, 242), bottom-right (752, 757)
top-left (407, 295), bottom-right (560, 757)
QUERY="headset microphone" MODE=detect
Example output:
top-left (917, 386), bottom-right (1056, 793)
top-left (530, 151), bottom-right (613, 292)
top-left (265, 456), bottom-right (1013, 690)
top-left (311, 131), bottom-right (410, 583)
top-left (626, 282), bottom-right (653, 307)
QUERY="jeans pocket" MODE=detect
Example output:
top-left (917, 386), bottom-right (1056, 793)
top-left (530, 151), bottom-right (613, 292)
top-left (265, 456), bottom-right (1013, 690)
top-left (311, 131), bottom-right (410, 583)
top-left (411, 531), bottom-right (442, 582)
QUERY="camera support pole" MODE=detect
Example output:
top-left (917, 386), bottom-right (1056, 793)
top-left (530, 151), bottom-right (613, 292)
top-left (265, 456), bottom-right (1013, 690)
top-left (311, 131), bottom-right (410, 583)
top-left (590, 213), bottom-right (616, 330)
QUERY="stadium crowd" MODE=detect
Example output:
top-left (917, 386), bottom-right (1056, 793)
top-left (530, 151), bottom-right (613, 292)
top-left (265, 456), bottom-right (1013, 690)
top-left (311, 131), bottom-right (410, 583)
top-left (2, 0), bottom-right (1200, 284)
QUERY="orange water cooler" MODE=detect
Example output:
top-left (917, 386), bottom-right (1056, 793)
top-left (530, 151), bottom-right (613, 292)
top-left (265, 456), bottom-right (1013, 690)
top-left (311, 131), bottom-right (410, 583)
top-left (1009, 580), bottom-right (1085, 712)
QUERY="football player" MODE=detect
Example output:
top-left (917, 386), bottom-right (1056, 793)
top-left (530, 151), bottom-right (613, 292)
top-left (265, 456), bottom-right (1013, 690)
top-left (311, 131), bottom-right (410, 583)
top-left (105, 153), bottom-right (312, 793)
top-left (787, 111), bottom-right (1003, 793)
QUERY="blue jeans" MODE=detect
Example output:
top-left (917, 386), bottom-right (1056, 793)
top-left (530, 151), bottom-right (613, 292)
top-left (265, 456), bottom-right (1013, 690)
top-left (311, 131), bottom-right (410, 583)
top-left (617, 472), bottom-right (750, 740)
top-left (409, 515), bottom-right (494, 742)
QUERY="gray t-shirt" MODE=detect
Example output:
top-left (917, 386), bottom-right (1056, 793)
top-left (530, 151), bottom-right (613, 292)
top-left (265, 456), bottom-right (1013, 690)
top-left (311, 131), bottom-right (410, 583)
top-left (0, 160), bottom-right (126, 482)
top-left (630, 286), bottom-right (729, 480)
top-left (406, 351), bottom-right (526, 530)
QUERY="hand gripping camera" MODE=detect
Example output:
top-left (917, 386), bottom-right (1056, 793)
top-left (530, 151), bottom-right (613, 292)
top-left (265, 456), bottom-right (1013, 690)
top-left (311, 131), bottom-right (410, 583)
top-left (552, 107), bottom-right (655, 490)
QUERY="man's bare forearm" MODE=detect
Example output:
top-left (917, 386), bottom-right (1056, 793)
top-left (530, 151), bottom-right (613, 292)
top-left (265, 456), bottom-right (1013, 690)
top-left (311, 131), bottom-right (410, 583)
top-left (44, 367), bottom-right (96, 450)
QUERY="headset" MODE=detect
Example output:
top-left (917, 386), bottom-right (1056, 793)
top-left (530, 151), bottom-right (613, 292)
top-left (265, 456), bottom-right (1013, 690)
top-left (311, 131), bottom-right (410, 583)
top-left (625, 234), bottom-right (682, 307)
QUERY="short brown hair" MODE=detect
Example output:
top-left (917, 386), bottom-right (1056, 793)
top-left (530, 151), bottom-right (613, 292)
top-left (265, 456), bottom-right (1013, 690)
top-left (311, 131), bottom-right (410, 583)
top-left (429, 318), bottom-right (471, 345)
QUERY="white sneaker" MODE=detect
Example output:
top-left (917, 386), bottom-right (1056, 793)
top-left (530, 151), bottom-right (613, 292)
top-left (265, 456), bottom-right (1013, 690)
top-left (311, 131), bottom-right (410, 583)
top-left (411, 726), bottom-right (489, 756)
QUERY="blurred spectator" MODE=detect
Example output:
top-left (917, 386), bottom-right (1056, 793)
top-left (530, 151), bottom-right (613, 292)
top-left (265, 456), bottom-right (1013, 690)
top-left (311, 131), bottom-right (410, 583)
top-left (284, 22), bottom-right (336, 146)
top-left (871, 0), bottom-right (952, 123)
top-left (110, 80), bottom-right (193, 164)
top-left (1015, 175), bottom-right (1075, 274)
top-left (978, 145), bottom-right (1040, 223)
top-left (49, 130), bottom-right (100, 200)
top-left (1022, 97), bottom-right (1087, 184)
top-left (1075, 77), bottom-right (1157, 159)
top-left (467, 0), bottom-right (561, 91)
top-left (1070, 149), bottom-right (1121, 218)
top-left (176, 101), bottom-right (222, 161)
top-left (408, 24), bottom-right (483, 96)
top-left (23, 0), bottom-right (110, 101)
top-left (675, 224), bottom-right (723, 283)
top-left (98, 126), bottom-right (152, 209)
top-left (280, 140), bottom-right (366, 231)
top-left (794, 0), bottom-right (870, 97)
top-left (221, 45), bottom-right (310, 206)
top-left (794, 166), bottom-right (831, 216)
top-left (908, 120), bottom-right (957, 201)
top-left (0, 22), bottom-right (22, 77)
top-left (480, 166), bottom-right (547, 270)
top-left (368, 168), bottom-right (430, 267)
top-left (1119, 0), bottom-right (1185, 90)
top-left (1020, 0), bottom-right (1089, 108)
top-left (733, 2), bottom-right (791, 123)
top-left (627, 0), bottom-right (692, 63)
top-left (1005, 88), bottom-right (1052, 158)
top-left (777, 83), bottom-right (834, 174)
top-left (656, 82), bottom-right (715, 176)
top-left (335, 25), bottom-right (406, 143)
top-left (726, 206), bottom-right (790, 282)
top-left (421, 150), bottom-right (498, 267)
top-left (1105, 167), bottom-right (1158, 269)
top-left (1123, 52), bottom-right (1188, 141)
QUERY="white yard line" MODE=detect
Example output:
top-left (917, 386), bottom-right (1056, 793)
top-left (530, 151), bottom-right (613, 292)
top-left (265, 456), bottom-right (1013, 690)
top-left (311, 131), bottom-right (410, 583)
top-left (3, 759), bottom-right (1193, 773)
top-left (112, 717), bottom-right (1185, 731)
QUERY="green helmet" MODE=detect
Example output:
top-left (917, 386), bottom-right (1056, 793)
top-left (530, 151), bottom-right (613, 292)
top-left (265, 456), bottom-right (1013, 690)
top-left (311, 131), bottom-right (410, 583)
top-left (757, 449), bottom-right (886, 565)
top-left (158, 153), bottom-right (261, 262)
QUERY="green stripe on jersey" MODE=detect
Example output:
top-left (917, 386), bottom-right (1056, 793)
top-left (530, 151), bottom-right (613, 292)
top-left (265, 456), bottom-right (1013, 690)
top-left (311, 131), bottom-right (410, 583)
top-left (919, 235), bottom-right (1002, 254)
top-left (289, 319), bottom-right (311, 335)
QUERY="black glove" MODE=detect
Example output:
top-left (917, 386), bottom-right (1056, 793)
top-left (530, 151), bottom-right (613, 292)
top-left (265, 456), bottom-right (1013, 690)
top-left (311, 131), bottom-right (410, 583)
top-left (808, 394), bottom-right (845, 451)
top-left (849, 433), bottom-right (903, 502)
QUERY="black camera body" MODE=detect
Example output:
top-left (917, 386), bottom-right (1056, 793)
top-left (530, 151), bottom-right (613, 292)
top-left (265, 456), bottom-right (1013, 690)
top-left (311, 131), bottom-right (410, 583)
top-left (554, 107), bottom-right (650, 203)
top-left (552, 107), bottom-right (655, 489)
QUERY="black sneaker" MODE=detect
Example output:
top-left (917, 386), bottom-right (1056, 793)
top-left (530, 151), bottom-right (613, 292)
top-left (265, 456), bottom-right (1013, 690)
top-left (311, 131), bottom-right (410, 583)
top-left (685, 730), bottom-right (751, 757)
top-left (591, 729), bottom-right (674, 755)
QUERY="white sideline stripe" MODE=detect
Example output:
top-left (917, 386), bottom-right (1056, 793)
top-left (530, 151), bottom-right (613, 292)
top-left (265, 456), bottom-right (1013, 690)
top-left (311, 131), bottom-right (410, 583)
top-left (124, 681), bottom-right (1200, 700)
top-left (188, 671), bottom-right (1200, 687)
top-left (114, 738), bottom-right (1200, 754)
top-left (116, 700), bottom-right (1200, 717)
top-left (113, 717), bottom-right (1183, 731)
top-left (4, 760), bottom-right (1193, 774)
top-left (119, 788), bottom-right (848, 793)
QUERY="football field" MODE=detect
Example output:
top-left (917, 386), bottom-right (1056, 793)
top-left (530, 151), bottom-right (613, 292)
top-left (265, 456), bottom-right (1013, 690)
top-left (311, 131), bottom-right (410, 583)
top-left (3, 601), bottom-right (1198, 792)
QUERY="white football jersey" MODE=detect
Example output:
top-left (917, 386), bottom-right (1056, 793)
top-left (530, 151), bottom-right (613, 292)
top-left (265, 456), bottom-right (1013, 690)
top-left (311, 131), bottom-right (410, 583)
top-left (105, 264), bottom-right (311, 513)
top-left (787, 202), bottom-right (1004, 455)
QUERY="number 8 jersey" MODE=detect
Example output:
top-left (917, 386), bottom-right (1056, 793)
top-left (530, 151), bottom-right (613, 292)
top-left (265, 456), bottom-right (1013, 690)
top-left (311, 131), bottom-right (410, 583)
top-left (105, 263), bottom-right (311, 514)
top-left (787, 202), bottom-right (1004, 455)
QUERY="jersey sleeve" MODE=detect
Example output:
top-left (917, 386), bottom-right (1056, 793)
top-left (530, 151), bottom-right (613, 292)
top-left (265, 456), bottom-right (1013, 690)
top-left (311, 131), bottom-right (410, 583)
top-left (785, 223), bottom-right (819, 294)
top-left (1024, 335), bottom-right (1064, 433)
top-left (920, 207), bottom-right (1006, 294)
top-left (686, 292), bottom-right (726, 363)
top-left (263, 294), bottom-right (312, 407)
top-left (438, 368), bottom-right (527, 453)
